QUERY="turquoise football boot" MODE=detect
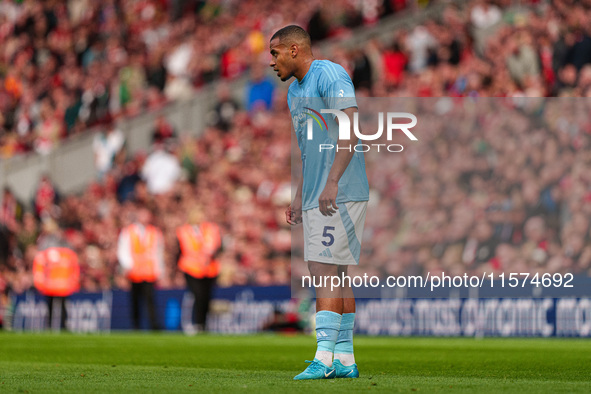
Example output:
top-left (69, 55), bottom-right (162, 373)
top-left (333, 359), bottom-right (359, 378)
top-left (293, 358), bottom-right (336, 380)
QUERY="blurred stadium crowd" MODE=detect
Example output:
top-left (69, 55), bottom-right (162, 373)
top-left (343, 98), bottom-right (591, 283)
top-left (0, 0), bottom-right (405, 157)
top-left (1, 0), bottom-right (591, 297)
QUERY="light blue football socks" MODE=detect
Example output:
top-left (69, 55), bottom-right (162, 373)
top-left (334, 313), bottom-right (356, 367)
top-left (314, 310), bottom-right (342, 367)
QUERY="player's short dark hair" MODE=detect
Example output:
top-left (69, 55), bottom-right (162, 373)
top-left (270, 25), bottom-right (311, 46)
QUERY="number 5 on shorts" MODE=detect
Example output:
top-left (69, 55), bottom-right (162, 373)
top-left (322, 226), bottom-right (335, 246)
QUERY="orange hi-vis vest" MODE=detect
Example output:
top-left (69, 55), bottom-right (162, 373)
top-left (177, 222), bottom-right (221, 279)
top-left (127, 224), bottom-right (161, 283)
top-left (33, 247), bottom-right (80, 297)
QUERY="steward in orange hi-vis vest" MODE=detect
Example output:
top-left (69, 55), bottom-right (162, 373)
top-left (177, 222), bottom-right (222, 279)
top-left (126, 224), bottom-right (162, 283)
top-left (117, 207), bottom-right (163, 331)
top-left (33, 247), bottom-right (80, 297)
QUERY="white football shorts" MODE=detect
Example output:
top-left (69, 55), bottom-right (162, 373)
top-left (303, 201), bottom-right (367, 265)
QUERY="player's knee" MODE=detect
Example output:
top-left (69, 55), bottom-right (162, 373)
top-left (308, 261), bottom-right (338, 277)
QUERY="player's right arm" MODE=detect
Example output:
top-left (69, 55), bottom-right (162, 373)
top-left (286, 176), bottom-right (303, 225)
top-left (286, 96), bottom-right (303, 226)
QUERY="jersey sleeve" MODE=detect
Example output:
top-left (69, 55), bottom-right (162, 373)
top-left (318, 62), bottom-right (357, 111)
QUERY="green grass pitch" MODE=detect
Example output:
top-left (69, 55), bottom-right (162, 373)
top-left (1, 333), bottom-right (590, 393)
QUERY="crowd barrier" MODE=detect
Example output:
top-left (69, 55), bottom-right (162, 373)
top-left (9, 284), bottom-right (591, 337)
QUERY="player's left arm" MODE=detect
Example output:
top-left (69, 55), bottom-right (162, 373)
top-left (318, 106), bottom-right (357, 216)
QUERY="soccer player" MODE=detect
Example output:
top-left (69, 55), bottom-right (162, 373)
top-left (270, 25), bottom-right (369, 380)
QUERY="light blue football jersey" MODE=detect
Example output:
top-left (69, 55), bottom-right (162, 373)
top-left (288, 60), bottom-right (369, 211)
